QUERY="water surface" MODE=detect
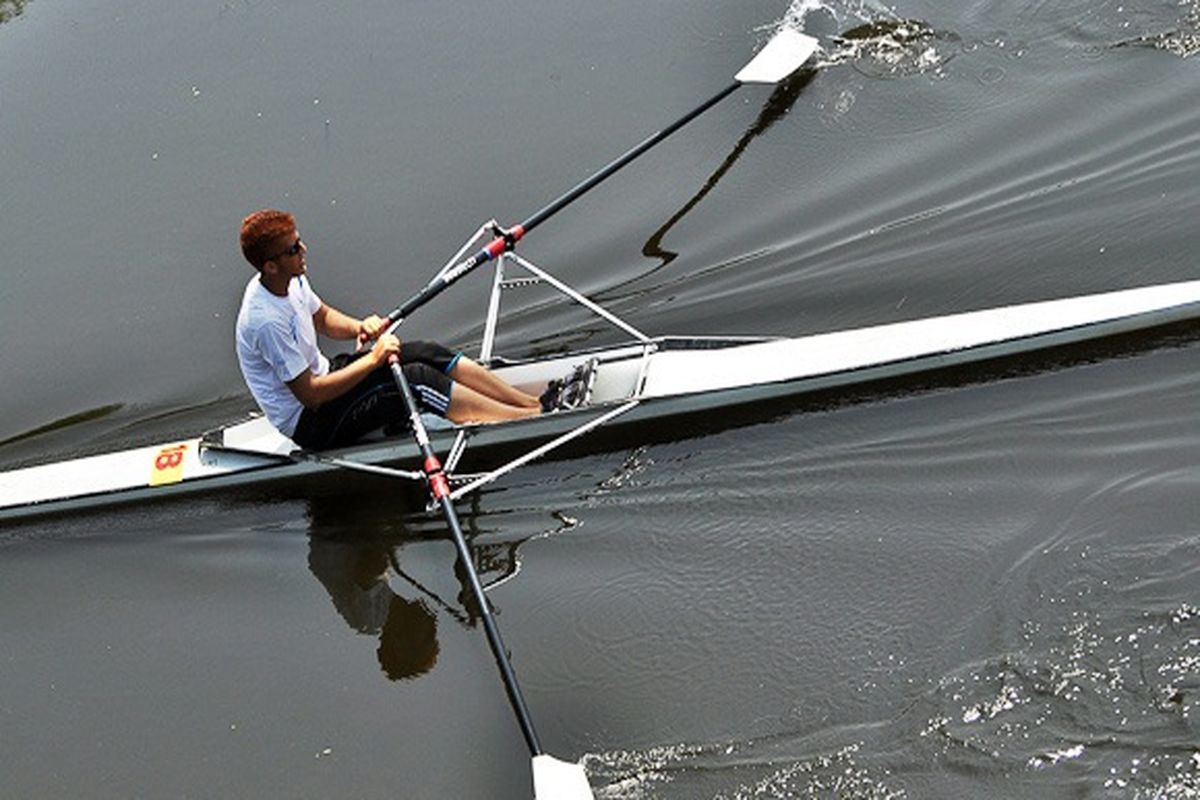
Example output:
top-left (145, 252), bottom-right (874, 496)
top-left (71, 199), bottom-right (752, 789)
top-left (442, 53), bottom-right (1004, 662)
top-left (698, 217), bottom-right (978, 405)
top-left (2, 0), bottom-right (1198, 797)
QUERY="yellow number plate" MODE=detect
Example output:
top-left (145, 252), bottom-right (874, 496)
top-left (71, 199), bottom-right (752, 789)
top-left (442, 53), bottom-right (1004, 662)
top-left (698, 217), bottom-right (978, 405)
top-left (149, 444), bottom-right (188, 486)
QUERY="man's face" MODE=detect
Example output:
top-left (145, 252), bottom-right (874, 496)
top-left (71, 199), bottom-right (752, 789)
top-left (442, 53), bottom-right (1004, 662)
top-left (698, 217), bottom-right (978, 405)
top-left (265, 229), bottom-right (307, 278)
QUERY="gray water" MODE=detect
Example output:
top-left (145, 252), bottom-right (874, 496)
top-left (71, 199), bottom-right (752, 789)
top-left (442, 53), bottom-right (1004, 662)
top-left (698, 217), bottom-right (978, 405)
top-left (2, 1), bottom-right (1198, 797)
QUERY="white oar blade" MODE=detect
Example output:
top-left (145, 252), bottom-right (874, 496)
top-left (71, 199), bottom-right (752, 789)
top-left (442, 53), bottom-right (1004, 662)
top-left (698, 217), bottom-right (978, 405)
top-left (532, 754), bottom-right (594, 800)
top-left (734, 28), bottom-right (819, 84)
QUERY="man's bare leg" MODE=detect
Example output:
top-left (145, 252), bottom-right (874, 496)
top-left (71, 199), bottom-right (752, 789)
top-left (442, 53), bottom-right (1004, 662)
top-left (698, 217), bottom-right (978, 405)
top-left (449, 358), bottom-right (540, 409)
top-left (446, 383), bottom-right (540, 424)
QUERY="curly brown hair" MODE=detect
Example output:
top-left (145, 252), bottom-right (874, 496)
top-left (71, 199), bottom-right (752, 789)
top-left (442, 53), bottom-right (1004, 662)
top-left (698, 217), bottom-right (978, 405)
top-left (239, 209), bottom-right (296, 270)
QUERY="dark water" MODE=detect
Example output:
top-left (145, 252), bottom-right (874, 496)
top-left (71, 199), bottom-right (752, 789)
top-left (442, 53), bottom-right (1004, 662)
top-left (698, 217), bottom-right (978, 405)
top-left (2, 0), bottom-right (1198, 797)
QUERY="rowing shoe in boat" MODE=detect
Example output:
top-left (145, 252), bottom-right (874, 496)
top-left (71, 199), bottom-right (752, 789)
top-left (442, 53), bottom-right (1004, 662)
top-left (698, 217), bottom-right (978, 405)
top-left (3, 249), bottom-right (1198, 523)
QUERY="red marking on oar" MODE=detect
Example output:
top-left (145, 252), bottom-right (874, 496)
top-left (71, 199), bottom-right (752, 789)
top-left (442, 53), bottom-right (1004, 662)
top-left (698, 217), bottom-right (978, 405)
top-left (429, 473), bottom-right (451, 499)
top-left (484, 237), bottom-right (508, 259)
top-left (483, 226), bottom-right (526, 260)
top-left (424, 456), bottom-right (450, 499)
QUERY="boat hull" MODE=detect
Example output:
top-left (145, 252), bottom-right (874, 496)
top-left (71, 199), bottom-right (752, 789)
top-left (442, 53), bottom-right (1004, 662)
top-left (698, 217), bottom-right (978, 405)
top-left (3, 280), bottom-right (1198, 522)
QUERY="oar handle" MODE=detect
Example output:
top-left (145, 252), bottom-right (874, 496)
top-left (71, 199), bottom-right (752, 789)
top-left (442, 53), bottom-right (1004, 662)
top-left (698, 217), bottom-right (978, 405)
top-left (381, 80), bottom-right (742, 327)
top-left (387, 356), bottom-right (545, 757)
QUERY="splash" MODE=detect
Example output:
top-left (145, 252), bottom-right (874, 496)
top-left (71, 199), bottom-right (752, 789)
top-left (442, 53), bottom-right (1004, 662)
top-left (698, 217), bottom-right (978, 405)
top-left (1129, 0), bottom-right (1200, 57)
top-left (594, 446), bottom-right (655, 495)
top-left (771, 0), bottom-right (957, 79)
top-left (777, 0), bottom-right (897, 35)
top-left (0, 0), bottom-right (29, 24)
top-left (827, 19), bottom-right (960, 79)
top-left (1063, 0), bottom-right (1200, 58)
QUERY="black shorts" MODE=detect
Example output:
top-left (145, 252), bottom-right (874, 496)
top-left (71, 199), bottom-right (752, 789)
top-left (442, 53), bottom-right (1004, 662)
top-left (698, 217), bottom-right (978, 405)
top-left (291, 340), bottom-right (460, 451)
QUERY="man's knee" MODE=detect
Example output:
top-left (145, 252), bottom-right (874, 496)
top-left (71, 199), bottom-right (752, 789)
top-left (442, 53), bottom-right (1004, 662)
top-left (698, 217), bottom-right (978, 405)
top-left (402, 340), bottom-right (457, 372)
top-left (402, 362), bottom-right (453, 416)
top-left (402, 361), bottom-right (441, 386)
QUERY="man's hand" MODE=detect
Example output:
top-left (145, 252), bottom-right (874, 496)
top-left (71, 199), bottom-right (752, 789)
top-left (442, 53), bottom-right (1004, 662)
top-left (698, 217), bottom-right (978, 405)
top-left (289, 332), bottom-right (401, 409)
top-left (370, 333), bottom-right (402, 366)
top-left (357, 314), bottom-right (388, 347)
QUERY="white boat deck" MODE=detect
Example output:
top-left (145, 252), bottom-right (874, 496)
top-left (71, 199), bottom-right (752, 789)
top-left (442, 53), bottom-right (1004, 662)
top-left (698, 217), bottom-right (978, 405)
top-left (640, 281), bottom-right (1200, 398)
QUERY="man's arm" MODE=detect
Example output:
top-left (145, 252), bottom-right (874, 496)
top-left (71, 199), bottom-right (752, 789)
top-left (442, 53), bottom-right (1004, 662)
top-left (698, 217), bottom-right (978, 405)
top-left (313, 302), bottom-right (386, 342)
top-left (287, 334), bottom-right (401, 409)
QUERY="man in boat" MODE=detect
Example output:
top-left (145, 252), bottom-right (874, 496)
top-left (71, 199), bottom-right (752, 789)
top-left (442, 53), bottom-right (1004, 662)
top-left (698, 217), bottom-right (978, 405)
top-left (236, 209), bottom-right (541, 450)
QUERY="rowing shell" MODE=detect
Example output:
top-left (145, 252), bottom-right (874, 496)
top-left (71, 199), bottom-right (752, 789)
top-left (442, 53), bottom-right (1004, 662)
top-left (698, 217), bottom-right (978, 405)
top-left (2, 279), bottom-right (1197, 523)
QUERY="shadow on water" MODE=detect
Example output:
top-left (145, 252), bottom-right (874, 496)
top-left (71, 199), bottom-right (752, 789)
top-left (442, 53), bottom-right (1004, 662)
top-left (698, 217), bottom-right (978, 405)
top-left (0, 395), bottom-right (254, 472)
top-left (0, 403), bottom-right (124, 448)
top-left (303, 492), bottom-right (527, 682)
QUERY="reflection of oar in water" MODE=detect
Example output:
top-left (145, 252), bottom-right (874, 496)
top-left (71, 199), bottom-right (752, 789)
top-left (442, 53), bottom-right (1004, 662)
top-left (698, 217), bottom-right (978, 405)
top-left (388, 540), bottom-right (522, 627)
top-left (376, 28), bottom-right (821, 333)
top-left (389, 553), bottom-right (472, 626)
top-left (638, 69), bottom-right (818, 272)
top-left (380, 29), bottom-right (823, 799)
top-left (635, 19), bottom-right (943, 280)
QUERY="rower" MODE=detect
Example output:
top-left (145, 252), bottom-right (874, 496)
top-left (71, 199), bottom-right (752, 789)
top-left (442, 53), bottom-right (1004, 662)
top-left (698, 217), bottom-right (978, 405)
top-left (235, 209), bottom-right (541, 450)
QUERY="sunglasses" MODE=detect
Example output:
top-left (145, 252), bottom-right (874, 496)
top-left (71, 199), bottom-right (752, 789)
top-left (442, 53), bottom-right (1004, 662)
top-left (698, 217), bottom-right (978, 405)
top-left (270, 237), bottom-right (304, 260)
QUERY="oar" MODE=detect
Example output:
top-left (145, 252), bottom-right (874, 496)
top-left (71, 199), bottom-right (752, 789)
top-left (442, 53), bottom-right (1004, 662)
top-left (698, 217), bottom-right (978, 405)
top-left (381, 28), bottom-right (820, 328)
top-left (385, 357), bottom-right (594, 799)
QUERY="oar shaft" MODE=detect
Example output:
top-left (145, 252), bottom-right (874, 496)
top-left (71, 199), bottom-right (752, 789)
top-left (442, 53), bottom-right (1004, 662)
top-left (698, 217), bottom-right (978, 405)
top-left (385, 234), bottom-right (510, 325)
top-left (436, 492), bottom-right (543, 755)
top-left (383, 81), bottom-right (742, 327)
top-left (388, 359), bottom-right (544, 757)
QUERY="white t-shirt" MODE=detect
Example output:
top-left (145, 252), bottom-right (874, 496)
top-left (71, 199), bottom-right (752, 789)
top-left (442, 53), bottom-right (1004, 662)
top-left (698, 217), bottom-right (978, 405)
top-left (235, 275), bottom-right (329, 436)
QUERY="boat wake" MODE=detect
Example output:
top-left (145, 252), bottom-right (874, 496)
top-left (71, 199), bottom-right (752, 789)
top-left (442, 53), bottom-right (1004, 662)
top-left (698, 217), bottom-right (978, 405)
top-left (919, 595), bottom-right (1200, 796)
top-left (580, 581), bottom-right (1199, 798)
top-left (567, 429), bottom-right (1200, 798)
top-left (583, 737), bottom-right (904, 799)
